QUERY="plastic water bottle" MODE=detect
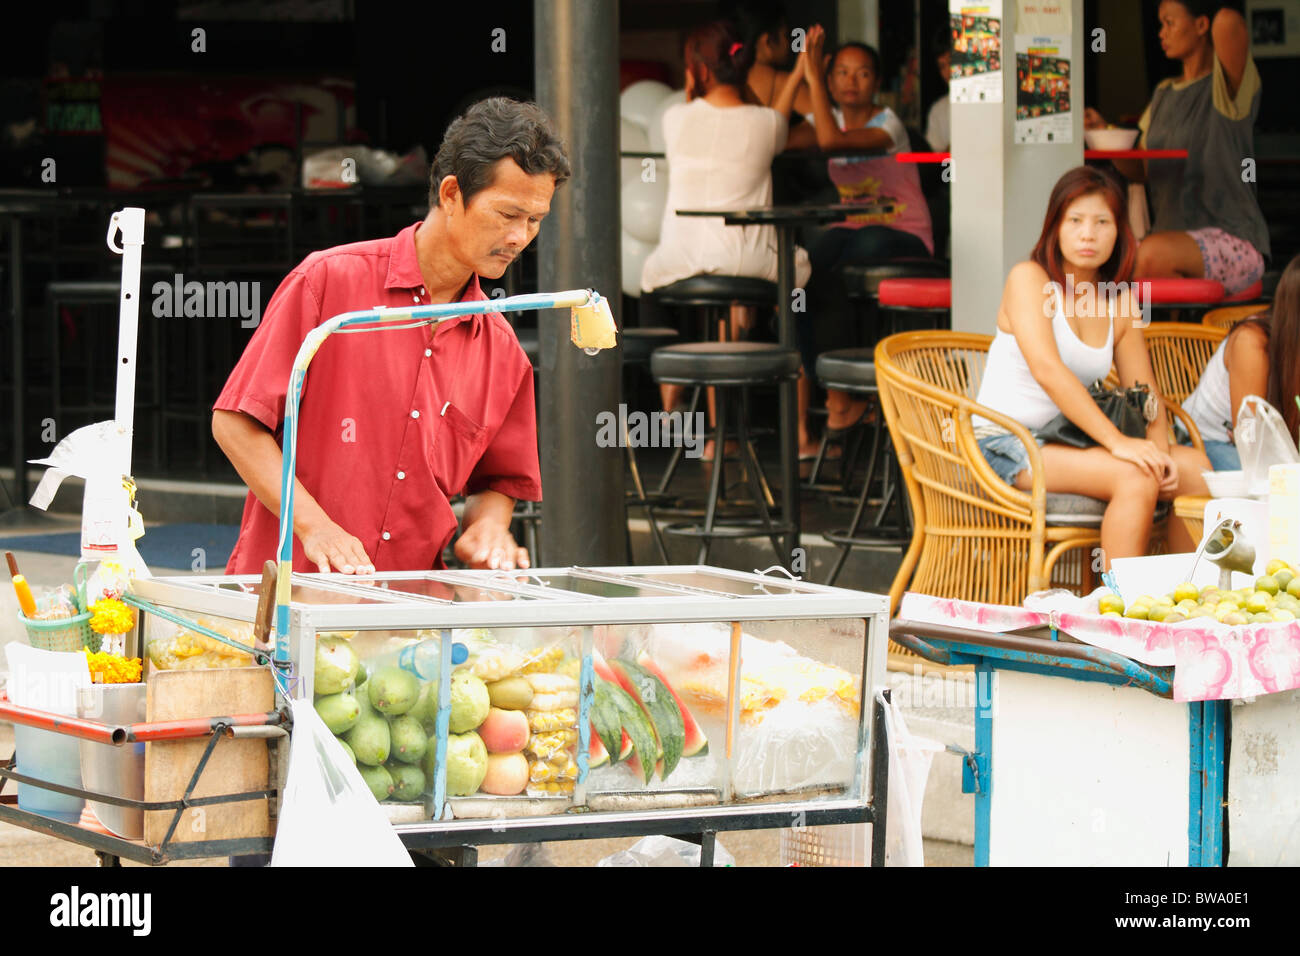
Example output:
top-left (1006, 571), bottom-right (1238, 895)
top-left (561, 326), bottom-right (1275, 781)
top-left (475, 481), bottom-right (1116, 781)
top-left (398, 639), bottom-right (468, 682)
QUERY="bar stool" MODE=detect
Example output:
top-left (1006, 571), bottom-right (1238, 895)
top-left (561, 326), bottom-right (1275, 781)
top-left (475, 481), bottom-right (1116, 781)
top-left (647, 274), bottom-right (777, 342)
top-left (649, 341), bottom-right (799, 564)
top-left (814, 349), bottom-right (910, 585)
top-left (876, 278), bottom-right (952, 336)
top-left (843, 258), bottom-right (949, 344)
top-left (1140, 277), bottom-right (1224, 323)
top-left (622, 327), bottom-right (681, 563)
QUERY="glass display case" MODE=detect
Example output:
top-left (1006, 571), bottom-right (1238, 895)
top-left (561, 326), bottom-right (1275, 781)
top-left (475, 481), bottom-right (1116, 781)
top-left (130, 565), bottom-right (888, 837)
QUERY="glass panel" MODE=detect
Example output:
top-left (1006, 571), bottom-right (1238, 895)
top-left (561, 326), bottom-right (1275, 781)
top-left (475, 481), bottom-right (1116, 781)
top-left (622, 570), bottom-right (812, 596)
top-left (733, 617), bottom-right (866, 800)
top-left (528, 573), bottom-right (681, 599)
top-left (356, 576), bottom-right (534, 603)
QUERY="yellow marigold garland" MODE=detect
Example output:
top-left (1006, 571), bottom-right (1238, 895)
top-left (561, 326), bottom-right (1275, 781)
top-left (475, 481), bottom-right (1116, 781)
top-left (88, 598), bottom-right (134, 636)
top-left (83, 650), bottom-right (143, 684)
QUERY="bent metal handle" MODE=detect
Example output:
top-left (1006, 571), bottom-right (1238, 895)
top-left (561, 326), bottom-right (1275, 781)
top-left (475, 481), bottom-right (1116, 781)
top-left (273, 289), bottom-right (618, 681)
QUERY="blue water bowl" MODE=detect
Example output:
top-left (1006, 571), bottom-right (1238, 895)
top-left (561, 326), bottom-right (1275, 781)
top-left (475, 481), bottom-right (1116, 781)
top-left (13, 723), bottom-right (85, 823)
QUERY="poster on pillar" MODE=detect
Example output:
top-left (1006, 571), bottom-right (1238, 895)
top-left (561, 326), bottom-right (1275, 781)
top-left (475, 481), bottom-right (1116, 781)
top-left (949, 1), bottom-right (1003, 103)
top-left (1014, 36), bottom-right (1073, 144)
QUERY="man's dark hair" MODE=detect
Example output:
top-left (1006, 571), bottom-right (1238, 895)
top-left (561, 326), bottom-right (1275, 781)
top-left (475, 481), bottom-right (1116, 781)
top-left (429, 97), bottom-right (571, 209)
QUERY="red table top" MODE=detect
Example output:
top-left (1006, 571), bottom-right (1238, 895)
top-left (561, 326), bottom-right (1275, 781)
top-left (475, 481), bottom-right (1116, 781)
top-left (894, 149), bottom-right (1190, 162)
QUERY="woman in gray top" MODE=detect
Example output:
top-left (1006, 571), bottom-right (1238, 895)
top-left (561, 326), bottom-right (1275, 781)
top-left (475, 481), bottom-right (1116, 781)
top-left (1085, 2), bottom-right (1268, 295)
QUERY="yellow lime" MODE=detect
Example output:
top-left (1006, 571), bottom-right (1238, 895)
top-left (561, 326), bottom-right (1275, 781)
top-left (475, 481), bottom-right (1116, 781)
top-left (1266, 558), bottom-right (1289, 576)
top-left (1222, 611), bottom-right (1249, 626)
top-left (1288, 577), bottom-right (1300, 599)
top-left (1147, 605), bottom-right (1171, 622)
top-left (1097, 593), bottom-right (1126, 615)
top-left (1100, 611), bottom-right (1122, 619)
top-left (1275, 569), bottom-right (1295, 591)
top-left (1247, 591), bottom-right (1274, 613)
top-left (1163, 610), bottom-right (1188, 624)
top-left (1271, 608), bottom-right (1296, 623)
top-left (1256, 575), bottom-right (1280, 596)
top-left (1173, 582), bottom-right (1200, 604)
top-left (1123, 605), bottom-right (1149, 620)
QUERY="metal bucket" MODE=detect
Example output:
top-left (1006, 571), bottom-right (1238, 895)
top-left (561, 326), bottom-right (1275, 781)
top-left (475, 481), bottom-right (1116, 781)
top-left (77, 683), bottom-right (147, 839)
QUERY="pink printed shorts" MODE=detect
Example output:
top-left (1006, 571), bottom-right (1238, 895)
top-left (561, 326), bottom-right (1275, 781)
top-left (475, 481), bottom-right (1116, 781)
top-left (1189, 227), bottom-right (1265, 296)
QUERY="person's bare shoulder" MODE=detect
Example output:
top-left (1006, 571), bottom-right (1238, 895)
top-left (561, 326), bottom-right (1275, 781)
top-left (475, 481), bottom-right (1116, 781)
top-left (1225, 320), bottom-right (1269, 359)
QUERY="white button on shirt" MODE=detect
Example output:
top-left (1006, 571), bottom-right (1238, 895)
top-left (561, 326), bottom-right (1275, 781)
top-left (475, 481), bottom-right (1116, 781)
top-left (382, 531), bottom-right (391, 541)
top-left (410, 410), bottom-right (420, 419)
top-left (425, 349), bottom-right (432, 357)
top-left (397, 471), bottom-right (405, 480)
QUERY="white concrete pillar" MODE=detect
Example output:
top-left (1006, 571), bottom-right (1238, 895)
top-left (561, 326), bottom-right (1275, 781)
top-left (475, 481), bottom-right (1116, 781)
top-left (950, 0), bottom-right (1086, 334)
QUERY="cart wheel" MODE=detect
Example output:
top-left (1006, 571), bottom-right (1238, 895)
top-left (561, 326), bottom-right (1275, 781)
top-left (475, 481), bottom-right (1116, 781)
top-left (95, 851), bottom-right (122, 868)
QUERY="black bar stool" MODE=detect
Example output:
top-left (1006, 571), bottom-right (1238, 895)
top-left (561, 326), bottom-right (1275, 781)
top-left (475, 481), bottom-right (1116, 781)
top-left (650, 341), bottom-right (799, 564)
top-left (814, 348), bottom-right (910, 586)
top-left (647, 274), bottom-right (777, 342)
top-left (843, 258), bottom-right (949, 344)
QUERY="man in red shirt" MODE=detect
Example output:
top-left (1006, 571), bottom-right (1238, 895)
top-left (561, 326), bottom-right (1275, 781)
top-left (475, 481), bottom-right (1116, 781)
top-left (213, 98), bottom-right (570, 575)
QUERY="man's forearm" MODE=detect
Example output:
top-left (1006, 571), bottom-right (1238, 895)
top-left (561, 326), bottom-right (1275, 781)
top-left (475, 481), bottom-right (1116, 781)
top-left (212, 409), bottom-right (329, 538)
top-left (461, 489), bottom-right (517, 533)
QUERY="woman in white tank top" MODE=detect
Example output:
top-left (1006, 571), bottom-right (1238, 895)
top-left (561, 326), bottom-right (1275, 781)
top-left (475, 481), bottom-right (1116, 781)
top-left (974, 167), bottom-right (1210, 566)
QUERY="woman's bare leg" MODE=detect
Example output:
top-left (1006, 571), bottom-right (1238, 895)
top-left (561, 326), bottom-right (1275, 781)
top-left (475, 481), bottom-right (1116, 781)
top-left (1012, 444), bottom-right (1161, 567)
top-left (1165, 444), bottom-right (1212, 552)
top-left (1136, 230), bottom-right (1205, 279)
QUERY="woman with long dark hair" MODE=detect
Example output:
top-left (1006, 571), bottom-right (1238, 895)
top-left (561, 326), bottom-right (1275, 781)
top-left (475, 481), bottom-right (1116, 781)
top-left (973, 166), bottom-right (1210, 565)
top-left (1183, 254), bottom-right (1300, 470)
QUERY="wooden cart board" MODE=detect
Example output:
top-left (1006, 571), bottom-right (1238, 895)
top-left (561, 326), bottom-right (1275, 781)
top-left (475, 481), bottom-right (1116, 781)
top-left (144, 667), bottom-right (275, 845)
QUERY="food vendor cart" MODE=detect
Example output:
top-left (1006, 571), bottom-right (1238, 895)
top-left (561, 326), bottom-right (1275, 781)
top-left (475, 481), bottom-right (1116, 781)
top-left (1, 208), bottom-right (892, 865)
top-left (0, 565), bottom-right (891, 866)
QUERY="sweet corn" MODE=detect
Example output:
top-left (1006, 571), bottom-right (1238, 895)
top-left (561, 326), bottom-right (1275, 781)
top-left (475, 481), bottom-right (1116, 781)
top-left (526, 729), bottom-right (577, 762)
top-left (520, 645), bottom-right (564, 674)
top-left (528, 779), bottom-right (575, 795)
top-left (528, 754), bottom-right (578, 783)
top-left (527, 708), bottom-right (576, 732)
top-left (527, 690), bottom-right (578, 711)
top-left (469, 646), bottom-right (525, 682)
top-left (524, 672), bottom-right (577, 694)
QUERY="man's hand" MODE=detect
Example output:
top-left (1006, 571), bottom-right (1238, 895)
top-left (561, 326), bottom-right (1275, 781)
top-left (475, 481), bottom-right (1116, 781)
top-left (455, 489), bottom-right (530, 571)
top-left (300, 517), bottom-right (375, 575)
top-left (454, 521), bottom-right (529, 571)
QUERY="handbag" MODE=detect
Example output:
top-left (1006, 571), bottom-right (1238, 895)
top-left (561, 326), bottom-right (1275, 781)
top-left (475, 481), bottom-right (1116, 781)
top-left (1034, 381), bottom-right (1155, 449)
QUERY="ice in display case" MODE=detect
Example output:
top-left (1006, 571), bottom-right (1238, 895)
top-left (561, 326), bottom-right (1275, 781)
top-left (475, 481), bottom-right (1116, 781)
top-left (130, 566), bottom-right (888, 833)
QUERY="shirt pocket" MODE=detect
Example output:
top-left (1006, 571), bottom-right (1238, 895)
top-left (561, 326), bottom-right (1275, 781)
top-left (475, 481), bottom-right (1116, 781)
top-left (429, 402), bottom-right (489, 496)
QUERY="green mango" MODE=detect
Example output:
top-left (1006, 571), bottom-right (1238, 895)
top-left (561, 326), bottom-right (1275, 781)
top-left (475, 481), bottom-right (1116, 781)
top-left (314, 691), bottom-right (361, 735)
top-left (344, 711), bottom-right (390, 767)
top-left (388, 714), bottom-right (429, 765)
top-left (368, 666), bottom-right (421, 715)
top-left (387, 763), bottom-right (426, 802)
top-left (357, 764), bottom-right (393, 802)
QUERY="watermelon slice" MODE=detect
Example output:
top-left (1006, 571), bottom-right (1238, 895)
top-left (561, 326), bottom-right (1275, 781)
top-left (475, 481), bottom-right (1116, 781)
top-left (606, 683), bottom-right (658, 784)
top-left (588, 722), bottom-right (610, 768)
top-left (618, 729), bottom-right (633, 761)
top-left (591, 679), bottom-right (624, 762)
top-left (636, 651), bottom-right (709, 758)
top-left (610, 658), bottom-right (685, 779)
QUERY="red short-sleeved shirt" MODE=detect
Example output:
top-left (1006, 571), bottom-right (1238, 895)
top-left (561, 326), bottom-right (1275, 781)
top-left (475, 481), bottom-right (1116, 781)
top-left (214, 221), bottom-right (541, 575)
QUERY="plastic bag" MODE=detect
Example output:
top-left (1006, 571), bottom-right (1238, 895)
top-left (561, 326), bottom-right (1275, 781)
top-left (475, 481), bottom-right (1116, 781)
top-left (596, 834), bottom-right (735, 867)
top-left (1236, 395), bottom-right (1299, 495)
top-left (880, 691), bottom-right (943, 867)
top-left (271, 697), bottom-right (413, 867)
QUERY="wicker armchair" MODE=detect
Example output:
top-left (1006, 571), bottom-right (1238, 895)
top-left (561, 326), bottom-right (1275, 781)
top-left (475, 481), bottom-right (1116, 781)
top-left (1142, 322), bottom-right (1230, 547)
top-left (1202, 303), bottom-right (1268, 332)
top-left (875, 331), bottom-right (1112, 614)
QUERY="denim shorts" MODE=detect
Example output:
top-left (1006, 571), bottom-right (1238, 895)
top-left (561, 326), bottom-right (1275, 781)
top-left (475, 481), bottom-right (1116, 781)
top-left (1178, 435), bottom-right (1240, 471)
top-left (977, 431), bottom-right (1044, 487)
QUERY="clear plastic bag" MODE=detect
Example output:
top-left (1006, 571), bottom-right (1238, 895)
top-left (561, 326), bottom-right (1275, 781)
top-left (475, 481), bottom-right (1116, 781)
top-left (271, 698), bottom-right (413, 867)
top-left (596, 834), bottom-right (735, 867)
top-left (880, 691), bottom-right (944, 867)
top-left (1236, 395), bottom-right (1299, 494)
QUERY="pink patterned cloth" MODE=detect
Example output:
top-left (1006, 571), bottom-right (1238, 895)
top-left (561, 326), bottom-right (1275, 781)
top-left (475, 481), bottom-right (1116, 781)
top-left (897, 592), bottom-right (1300, 702)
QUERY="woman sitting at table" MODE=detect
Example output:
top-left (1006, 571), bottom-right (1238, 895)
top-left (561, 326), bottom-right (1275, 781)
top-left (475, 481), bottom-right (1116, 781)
top-left (974, 166), bottom-right (1209, 564)
top-left (1084, 1), bottom-right (1268, 296)
top-left (784, 25), bottom-right (936, 450)
top-left (640, 19), bottom-right (812, 438)
top-left (1182, 253), bottom-right (1300, 471)
top-left (726, 0), bottom-right (814, 114)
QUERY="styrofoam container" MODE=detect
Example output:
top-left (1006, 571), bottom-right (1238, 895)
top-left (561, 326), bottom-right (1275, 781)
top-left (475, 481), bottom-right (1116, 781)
top-left (1084, 128), bottom-right (1139, 150)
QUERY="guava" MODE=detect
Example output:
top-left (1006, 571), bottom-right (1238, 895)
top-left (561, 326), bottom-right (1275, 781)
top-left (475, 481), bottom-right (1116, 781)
top-left (448, 672), bottom-right (490, 733)
top-left (444, 731), bottom-right (488, 796)
top-left (314, 636), bottom-right (360, 695)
